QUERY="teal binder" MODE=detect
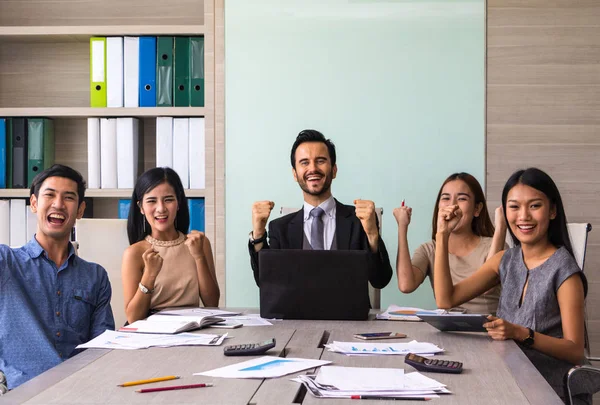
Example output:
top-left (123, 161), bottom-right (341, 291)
top-left (173, 37), bottom-right (190, 106)
top-left (190, 37), bottom-right (205, 107)
top-left (156, 37), bottom-right (174, 107)
top-left (27, 118), bottom-right (55, 186)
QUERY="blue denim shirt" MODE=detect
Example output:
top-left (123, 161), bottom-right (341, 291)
top-left (0, 237), bottom-right (115, 389)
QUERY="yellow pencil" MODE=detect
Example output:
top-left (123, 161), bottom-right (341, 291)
top-left (117, 375), bottom-right (180, 387)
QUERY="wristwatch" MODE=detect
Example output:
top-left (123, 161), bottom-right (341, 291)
top-left (249, 231), bottom-right (267, 245)
top-left (138, 282), bottom-right (155, 294)
top-left (521, 328), bottom-right (535, 347)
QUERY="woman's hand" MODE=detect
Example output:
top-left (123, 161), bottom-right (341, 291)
top-left (185, 230), bottom-right (206, 260)
top-left (483, 315), bottom-right (527, 341)
top-left (494, 205), bottom-right (507, 233)
top-left (142, 247), bottom-right (163, 278)
top-left (437, 205), bottom-right (462, 235)
top-left (393, 206), bottom-right (412, 228)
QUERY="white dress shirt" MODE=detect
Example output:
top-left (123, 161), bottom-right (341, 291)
top-left (303, 196), bottom-right (336, 250)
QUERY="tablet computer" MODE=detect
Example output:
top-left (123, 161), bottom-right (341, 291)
top-left (416, 313), bottom-right (489, 332)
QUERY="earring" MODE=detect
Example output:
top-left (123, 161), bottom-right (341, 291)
top-left (143, 217), bottom-right (146, 233)
top-left (175, 216), bottom-right (178, 228)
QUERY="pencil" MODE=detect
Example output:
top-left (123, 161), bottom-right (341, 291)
top-left (117, 375), bottom-right (180, 387)
top-left (136, 383), bottom-right (214, 393)
top-left (351, 395), bottom-right (429, 401)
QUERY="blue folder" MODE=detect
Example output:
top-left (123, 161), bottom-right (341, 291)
top-left (139, 37), bottom-right (157, 107)
top-left (188, 198), bottom-right (205, 233)
top-left (118, 199), bottom-right (131, 219)
top-left (0, 118), bottom-right (6, 188)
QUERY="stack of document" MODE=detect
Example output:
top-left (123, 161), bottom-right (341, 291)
top-left (377, 305), bottom-right (446, 322)
top-left (77, 330), bottom-right (227, 350)
top-left (293, 366), bottom-right (450, 400)
top-left (325, 340), bottom-right (443, 356)
top-left (119, 314), bottom-right (224, 334)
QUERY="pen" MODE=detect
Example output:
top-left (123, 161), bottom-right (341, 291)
top-left (136, 383), bottom-right (214, 393)
top-left (401, 199), bottom-right (405, 207)
top-left (351, 395), bottom-right (430, 401)
top-left (118, 375), bottom-right (180, 387)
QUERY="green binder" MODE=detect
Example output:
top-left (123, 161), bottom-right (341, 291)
top-left (190, 37), bottom-right (205, 107)
top-left (173, 37), bottom-right (190, 106)
top-left (156, 37), bottom-right (174, 107)
top-left (6, 119), bottom-right (12, 188)
top-left (27, 118), bottom-right (55, 187)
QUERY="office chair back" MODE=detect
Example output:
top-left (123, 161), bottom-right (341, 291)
top-left (75, 218), bottom-right (129, 329)
top-left (279, 206), bottom-right (384, 309)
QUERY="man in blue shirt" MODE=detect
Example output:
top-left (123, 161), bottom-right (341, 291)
top-left (0, 164), bottom-right (115, 389)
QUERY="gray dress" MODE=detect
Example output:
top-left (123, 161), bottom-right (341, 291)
top-left (497, 246), bottom-right (595, 403)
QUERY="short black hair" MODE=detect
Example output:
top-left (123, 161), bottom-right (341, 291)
top-left (30, 164), bottom-right (86, 206)
top-left (290, 129), bottom-right (336, 168)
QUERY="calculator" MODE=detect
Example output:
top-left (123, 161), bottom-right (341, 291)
top-left (223, 338), bottom-right (276, 356)
top-left (404, 353), bottom-right (463, 374)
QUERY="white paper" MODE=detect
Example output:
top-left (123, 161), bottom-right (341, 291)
top-left (157, 308), bottom-right (242, 317)
top-left (77, 330), bottom-right (226, 350)
top-left (195, 356), bottom-right (331, 379)
top-left (227, 314), bottom-right (273, 326)
top-left (376, 305), bottom-right (445, 322)
top-left (325, 340), bottom-right (443, 356)
top-left (316, 366), bottom-right (404, 391)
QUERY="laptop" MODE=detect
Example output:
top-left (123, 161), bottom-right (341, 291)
top-left (258, 249), bottom-right (371, 320)
top-left (416, 313), bottom-right (490, 332)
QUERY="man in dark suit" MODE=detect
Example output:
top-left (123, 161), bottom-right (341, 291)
top-left (248, 129), bottom-right (392, 288)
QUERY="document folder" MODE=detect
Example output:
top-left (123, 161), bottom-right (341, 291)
top-left (173, 37), bottom-right (190, 107)
top-left (190, 37), bottom-right (205, 107)
top-left (106, 37), bottom-right (124, 107)
top-left (90, 37), bottom-right (107, 107)
top-left (11, 118), bottom-right (28, 188)
top-left (124, 37), bottom-right (140, 107)
top-left (157, 37), bottom-right (174, 107)
top-left (139, 37), bottom-right (157, 107)
top-left (27, 118), bottom-right (54, 187)
top-left (6, 119), bottom-right (12, 188)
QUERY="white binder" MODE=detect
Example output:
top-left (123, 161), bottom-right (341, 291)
top-left (156, 117), bottom-right (173, 168)
top-left (172, 118), bottom-right (189, 188)
top-left (106, 37), bottom-right (124, 108)
top-left (10, 199), bottom-right (27, 247)
top-left (87, 118), bottom-right (101, 189)
top-left (0, 200), bottom-right (9, 246)
top-left (100, 118), bottom-right (118, 189)
top-left (123, 36), bottom-right (140, 108)
top-left (189, 118), bottom-right (205, 189)
top-left (116, 118), bottom-right (140, 189)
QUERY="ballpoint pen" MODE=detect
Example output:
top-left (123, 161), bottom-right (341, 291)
top-left (136, 383), bottom-right (214, 393)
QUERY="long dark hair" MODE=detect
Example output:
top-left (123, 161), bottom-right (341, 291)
top-left (127, 167), bottom-right (190, 245)
top-left (431, 172), bottom-right (495, 240)
top-left (501, 167), bottom-right (573, 257)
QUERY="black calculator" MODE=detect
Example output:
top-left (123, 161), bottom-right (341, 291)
top-left (404, 353), bottom-right (463, 374)
top-left (223, 338), bottom-right (276, 356)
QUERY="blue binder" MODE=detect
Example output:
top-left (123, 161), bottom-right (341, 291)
top-left (188, 198), bottom-right (205, 233)
top-left (139, 37), bottom-right (157, 107)
top-left (118, 199), bottom-right (131, 219)
top-left (0, 118), bottom-right (6, 188)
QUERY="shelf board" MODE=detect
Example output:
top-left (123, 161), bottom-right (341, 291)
top-left (0, 25), bottom-right (205, 42)
top-left (0, 189), bottom-right (205, 198)
top-left (0, 107), bottom-right (205, 118)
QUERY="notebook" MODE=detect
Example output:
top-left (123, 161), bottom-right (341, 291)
top-left (416, 313), bottom-right (490, 332)
top-left (258, 249), bottom-right (371, 320)
top-left (119, 314), bottom-right (224, 334)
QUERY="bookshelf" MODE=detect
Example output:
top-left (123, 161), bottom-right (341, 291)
top-left (0, 0), bottom-right (224, 302)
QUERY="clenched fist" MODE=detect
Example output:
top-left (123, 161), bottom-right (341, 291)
top-left (252, 200), bottom-right (275, 239)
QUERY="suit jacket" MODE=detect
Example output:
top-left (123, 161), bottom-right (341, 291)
top-left (249, 199), bottom-right (393, 288)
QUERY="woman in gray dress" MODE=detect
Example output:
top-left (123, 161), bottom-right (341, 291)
top-left (433, 168), bottom-right (591, 405)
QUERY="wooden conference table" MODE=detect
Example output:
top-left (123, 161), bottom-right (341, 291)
top-left (4, 310), bottom-right (563, 405)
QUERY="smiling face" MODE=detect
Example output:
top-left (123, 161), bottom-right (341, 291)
top-left (438, 180), bottom-right (483, 234)
top-left (505, 183), bottom-right (556, 246)
top-left (30, 176), bottom-right (85, 243)
top-left (292, 141), bottom-right (337, 201)
top-left (139, 182), bottom-right (179, 239)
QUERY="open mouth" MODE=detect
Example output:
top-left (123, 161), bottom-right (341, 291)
top-left (154, 215), bottom-right (168, 223)
top-left (516, 224), bottom-right (536, 233)
top-left (306, 173), bottom-right (323, 184)
top-left (47, 213), bottom-right (66, 225)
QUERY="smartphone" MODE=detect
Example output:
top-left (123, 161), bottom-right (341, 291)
top-left (353, 332), bottom-right (407, 340)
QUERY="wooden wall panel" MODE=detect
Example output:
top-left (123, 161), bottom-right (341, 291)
top-left (487, 0), bottom-right (600, 364)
